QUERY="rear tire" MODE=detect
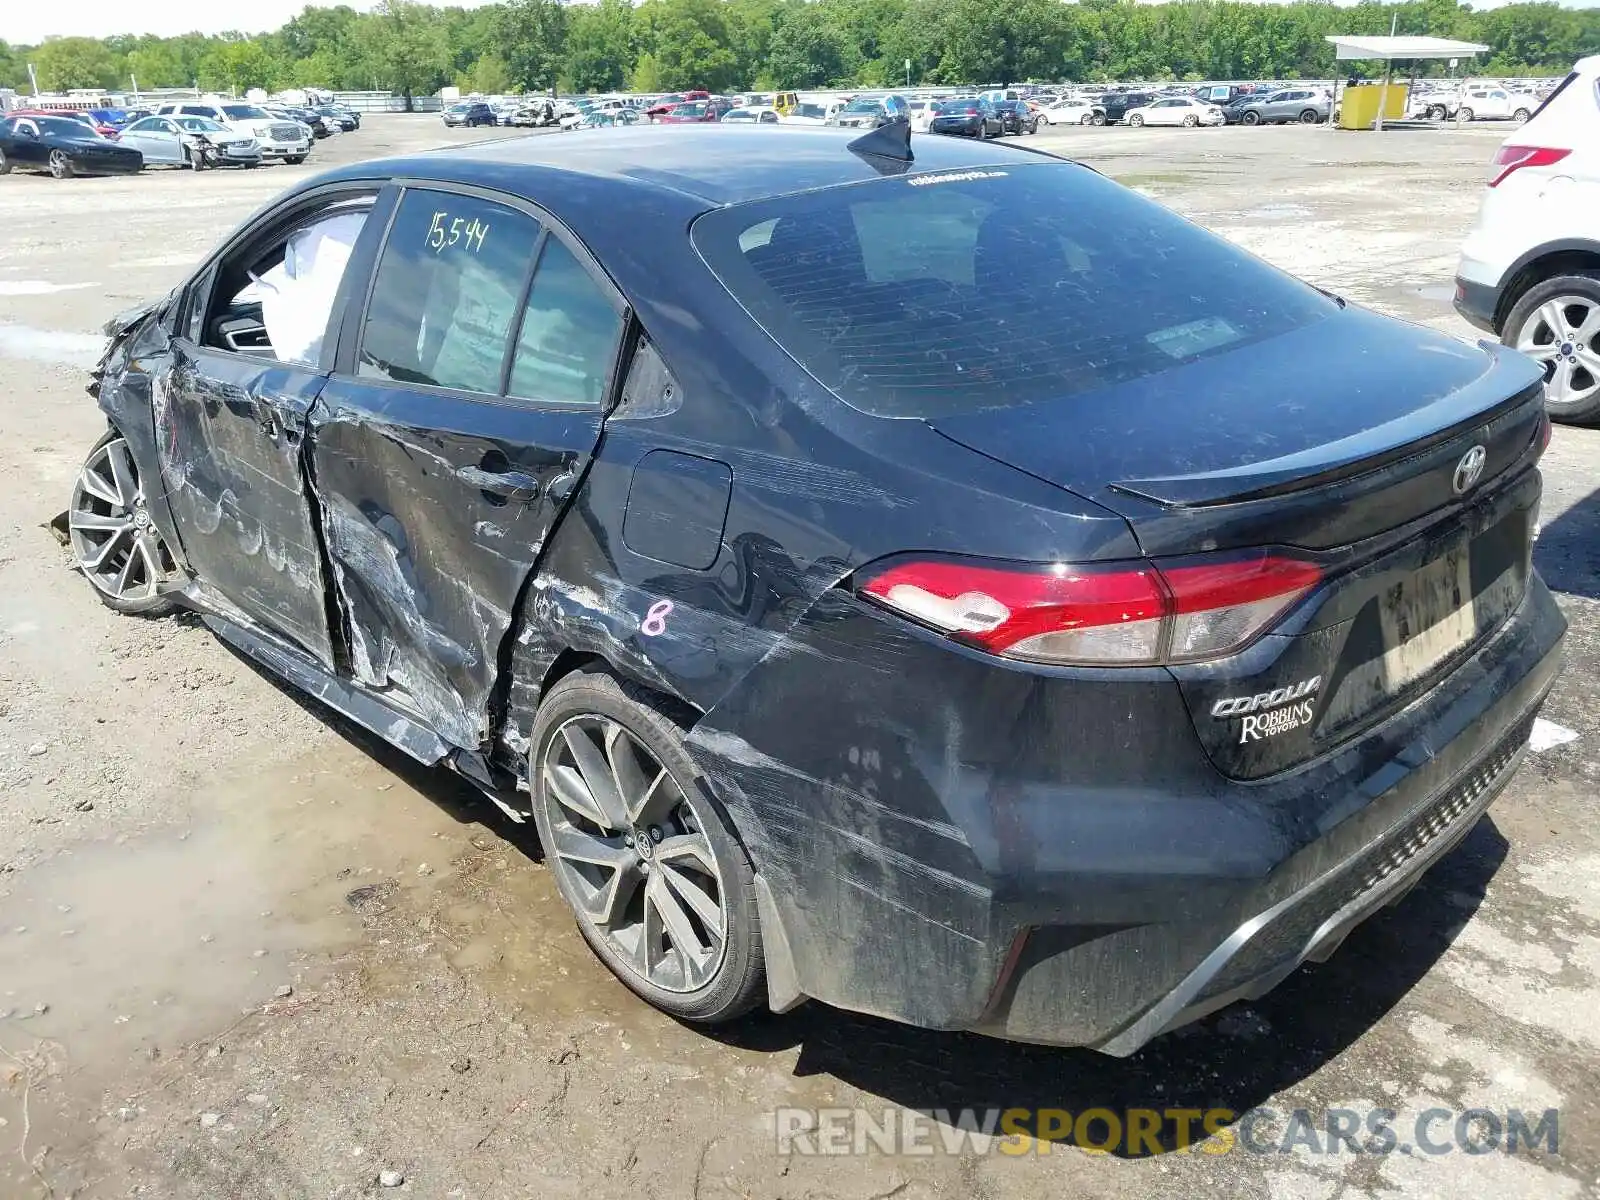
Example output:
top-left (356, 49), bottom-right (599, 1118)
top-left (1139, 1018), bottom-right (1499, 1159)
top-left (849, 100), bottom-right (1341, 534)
top-left (1091, 110), bottom-right (1106, 126)
top-left (1298, 109), bottom-right (1318, 124)
top-left (1079, 112), bottom-right (1093, 125)
top-left (1458, 107), bottom-right (1474, 122)
top-left (1427, 104), bottom-right (1447, 121)
top-left (1182, 114), bottom-right (1198, 127)
top-left (1502, 274), bottom-right (1600, 425)
top-left (49, 150), bottom-right (74, 179)
top-left (286, 155), bottom-right (306, 165)
top-left (1513, 107), bottom-right (1531, 122)
top-left (0, 147), bottom-right (10, 174)
top-left (528, 669), bottom-right (766, 1024)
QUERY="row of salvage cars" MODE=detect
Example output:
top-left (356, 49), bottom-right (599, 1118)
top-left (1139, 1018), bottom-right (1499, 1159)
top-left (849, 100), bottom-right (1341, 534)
top-left (62, 119), bottom-right (1569, 1055)
top-left (0, 102), bottom-right (356, 178)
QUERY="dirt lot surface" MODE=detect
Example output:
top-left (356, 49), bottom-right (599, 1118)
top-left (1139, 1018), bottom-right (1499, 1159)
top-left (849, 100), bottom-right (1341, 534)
top-left (1, 116), bottom-right (1597, 1200)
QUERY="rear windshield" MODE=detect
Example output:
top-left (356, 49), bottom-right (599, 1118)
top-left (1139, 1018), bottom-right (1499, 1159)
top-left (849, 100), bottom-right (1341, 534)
top-left (692, 163), bottom-right (1336, 418)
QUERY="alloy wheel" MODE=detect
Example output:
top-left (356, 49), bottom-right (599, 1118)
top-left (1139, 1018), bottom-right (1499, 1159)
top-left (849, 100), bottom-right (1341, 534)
top-left (1516, 295), bottom-right (1600, 410)
top-left (540, 714), bottom-right (729, 993)
top-left (49, 150), bottom-right (73, 179)
top-left (0, 147), bottom-right (9, 174)
top-left (69, 436), bottom-right (173, 605)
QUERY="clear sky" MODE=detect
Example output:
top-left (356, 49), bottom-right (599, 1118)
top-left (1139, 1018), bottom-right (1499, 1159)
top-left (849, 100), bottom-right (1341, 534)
top-left (4, 0), bottom-right (1596, 46)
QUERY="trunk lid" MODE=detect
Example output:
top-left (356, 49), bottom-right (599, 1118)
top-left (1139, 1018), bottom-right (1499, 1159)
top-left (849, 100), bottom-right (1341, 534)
top-left (926, 308), bottom-right (1546, 554)
top-left (928, 308), bottom-right (1549, 778)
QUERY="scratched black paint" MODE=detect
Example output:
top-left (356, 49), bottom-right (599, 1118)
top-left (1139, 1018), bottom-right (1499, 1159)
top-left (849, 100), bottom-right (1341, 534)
top-left (83, 128), bottom-right (1566, 1054)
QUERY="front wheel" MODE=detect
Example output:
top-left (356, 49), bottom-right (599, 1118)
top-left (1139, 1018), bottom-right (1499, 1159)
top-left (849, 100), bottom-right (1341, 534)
top-left (1513, 107), bottom-right (1531, 122)
top-left (529, 670), bottom-right (765, 1023)
top-left (1428, 104), bottom-right (1448, 121)
top-left (285, 155), bottom-right (306, 165)
top-left (1128, 114), bottom-right (1144, 127)
top-left (0, 147), bottom-right (9, 174)
top-left (49, 150), bottom-right (74, 179)
top-left (68, 432), bottom-right (179, 616)
top-left (1503, 274), bottom-right (1600, 424)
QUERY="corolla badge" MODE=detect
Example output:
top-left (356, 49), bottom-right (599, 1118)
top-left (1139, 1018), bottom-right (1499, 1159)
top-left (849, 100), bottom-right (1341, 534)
top-left (1212, 676), bottom-right (1322, 744)
top-left (1452, 445), bottom-right (1487, 495)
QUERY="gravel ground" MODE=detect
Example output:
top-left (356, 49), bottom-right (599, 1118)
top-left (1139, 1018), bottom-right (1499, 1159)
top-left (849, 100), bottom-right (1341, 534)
top-left (1, 115), bottom-right (1597, 1200)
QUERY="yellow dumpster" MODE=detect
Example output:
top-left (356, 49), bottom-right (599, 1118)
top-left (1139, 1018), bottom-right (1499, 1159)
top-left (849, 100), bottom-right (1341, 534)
top-left (1338, 82), bottom-right (1410, 129)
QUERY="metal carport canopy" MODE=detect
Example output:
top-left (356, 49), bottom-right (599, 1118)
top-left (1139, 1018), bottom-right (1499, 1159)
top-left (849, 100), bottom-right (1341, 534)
top-left (1326, 35), bottom-right (1490, 61)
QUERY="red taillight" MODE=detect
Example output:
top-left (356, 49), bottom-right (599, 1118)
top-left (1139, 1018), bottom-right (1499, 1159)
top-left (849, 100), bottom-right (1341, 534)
top-left (856, 552), bottom-right (1321, 666)
top-left (1488, 145), bottom-right (1570, 188)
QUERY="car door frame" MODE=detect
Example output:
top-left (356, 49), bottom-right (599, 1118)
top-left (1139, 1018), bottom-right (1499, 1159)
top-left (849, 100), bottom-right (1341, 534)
top-left (152, 177), bottom-right (394, 666)
top-left (312, 177), bottom-right (634, 753)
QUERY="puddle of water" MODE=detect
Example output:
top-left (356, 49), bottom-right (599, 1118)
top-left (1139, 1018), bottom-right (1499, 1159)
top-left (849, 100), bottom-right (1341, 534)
top-left (0, 324), bottom-right (106, 369)
top-left (0, 282), bottom-right (97, 297)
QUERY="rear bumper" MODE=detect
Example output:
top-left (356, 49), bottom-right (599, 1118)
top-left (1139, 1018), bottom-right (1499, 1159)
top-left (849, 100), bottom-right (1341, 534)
top-left (1454, 274), bottom-right (1501, 334)
top-left (688, 563), bottom-right (1565, 1053)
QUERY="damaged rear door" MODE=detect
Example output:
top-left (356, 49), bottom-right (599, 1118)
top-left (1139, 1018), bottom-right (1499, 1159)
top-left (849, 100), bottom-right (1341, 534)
top-left (155, 185), bottom-right (380, 665)
top-left (311, 182), bottom-right (628, 749)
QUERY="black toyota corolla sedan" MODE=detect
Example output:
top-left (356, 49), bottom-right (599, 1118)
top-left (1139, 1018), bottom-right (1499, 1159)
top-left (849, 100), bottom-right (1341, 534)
top-left (71, 124), bottom-right (1564, 1054)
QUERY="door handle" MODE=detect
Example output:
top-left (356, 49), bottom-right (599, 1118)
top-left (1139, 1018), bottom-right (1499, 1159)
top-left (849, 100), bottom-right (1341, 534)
top-left (456, 465), bottom-right (542, 502)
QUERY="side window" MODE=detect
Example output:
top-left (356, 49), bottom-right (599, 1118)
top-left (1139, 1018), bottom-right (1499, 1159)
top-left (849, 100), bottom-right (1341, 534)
top-left (359, 191), bottom-right (541, 394)
top-left (507, 237), bottom-right (624, 408)
top-left (202, 199), bottom-right (373, 365)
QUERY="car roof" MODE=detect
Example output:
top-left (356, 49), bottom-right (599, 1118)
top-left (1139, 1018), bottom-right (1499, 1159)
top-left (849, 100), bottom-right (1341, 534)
top-left (327, 125), bottom-right (1062, 208)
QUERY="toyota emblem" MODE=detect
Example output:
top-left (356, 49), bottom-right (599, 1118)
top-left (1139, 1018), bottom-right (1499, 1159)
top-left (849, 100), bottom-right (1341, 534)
top-left (1453, 445), bottom-right (1487, 495)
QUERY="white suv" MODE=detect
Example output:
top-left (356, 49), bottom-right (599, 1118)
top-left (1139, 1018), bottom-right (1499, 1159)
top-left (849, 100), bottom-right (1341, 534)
top-left (154, 102), bottom-right (311, 163)
top-left (1455, 56), bottom-right (1600, 423)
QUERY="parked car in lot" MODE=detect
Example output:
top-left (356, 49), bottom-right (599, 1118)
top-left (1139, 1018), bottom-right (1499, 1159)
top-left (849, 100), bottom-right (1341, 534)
top-left (1037, 97), bottom-right (1104, 125)
top-left (928, 98), bottom-right (1004, 138)
top-left (1231, 88), bottom-right (1331, 125)
top-left (0, 114), bottom-right (143, 177)
top-left (646, 91), bottom-right (708, 120)
top-left (8, 108), bottom-right (121, 138)
top-left (155, 102), bottom-right (310, 163)
top-left (572, 109), bottom-right (644, 130)
top-left (1417, 85), bottom-right (1538, 123)
top-left (1124, 96), bottom-right (1226, 127)
top-left (833, 96), bottom-right (903, 130)
top-left (0, 113), bottom-right (144, 177)
top-left (720, 106), bottom-right (780, 124)
top-left (115, 115), bottom-right (261, 169)
top-left (315, 105), bottom-right (361, 132)
top-left (1455, 55), bottom-right (1600, 422)
top-left (443, 102), bottom-right (497, 127)
top-left (68, 124), bottom-right (1566, 1056)
top-left (777, 102), bottom-right (832, 126)
top-left (1101, 90), bottom-right (1158, 124)
top-left (992, 98), bottom-right (1041, 134)
top-left (657, 100), bottom-right (732, 124)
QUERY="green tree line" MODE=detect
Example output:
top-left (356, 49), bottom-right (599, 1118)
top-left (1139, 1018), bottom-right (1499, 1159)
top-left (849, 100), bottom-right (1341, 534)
top-left (2, 0), bottom-right (1595, 100)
